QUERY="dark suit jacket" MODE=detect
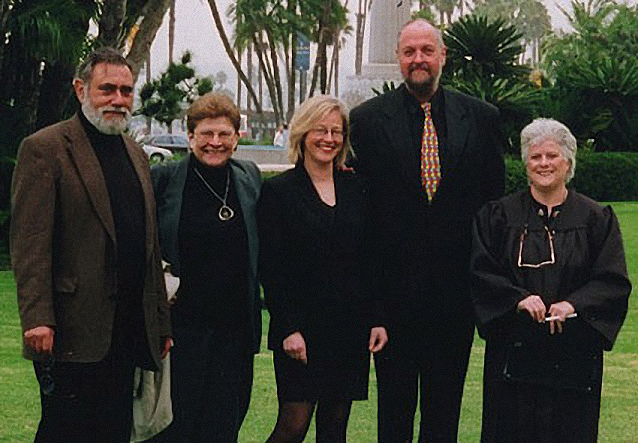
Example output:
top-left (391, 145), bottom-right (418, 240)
top-left (10, 115), bottom-right (171, 368)
top-left (350, 84), bottom-right (506, 326)
top-left (258, 164), bottom-right (382, 357)
top-left (151, 156), bottom-right (262, 353)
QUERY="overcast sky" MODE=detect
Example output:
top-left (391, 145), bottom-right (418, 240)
top-left (144, 0), bottom-right (637, 90)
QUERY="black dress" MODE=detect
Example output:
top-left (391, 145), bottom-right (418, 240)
top-left (258, 164), bottom-right (382, 401)
top-left (470, 190), bottom-right (631, 443)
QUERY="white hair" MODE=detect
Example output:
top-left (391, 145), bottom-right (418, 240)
top-left (521, 118), bottom-right (577, 183)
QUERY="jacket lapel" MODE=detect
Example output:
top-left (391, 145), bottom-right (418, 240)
top-left (441, 89), bottom-right (470, 180)
top-left (381, 86), bottom-right (422, 191)
top-left (230, 159), bottom-right (260, 282)
top-left (64, 115), bottom-right (117, 246)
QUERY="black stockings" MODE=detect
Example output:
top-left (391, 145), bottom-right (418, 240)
top-left (266, 400), bottom-right (352, 443)
top-left (316, 400), bottom-right (352, 442)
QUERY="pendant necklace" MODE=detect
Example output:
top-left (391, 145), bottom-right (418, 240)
top-left (194, 166), bottom-right (234, 221)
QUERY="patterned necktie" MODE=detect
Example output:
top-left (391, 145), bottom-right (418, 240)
top-left (421, 102), bottom-right (441, 202)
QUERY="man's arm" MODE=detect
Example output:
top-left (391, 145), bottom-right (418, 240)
top-left (480, 105), bottom-right (507, 202)
top-left (10, 136), bottom-right (58, 353)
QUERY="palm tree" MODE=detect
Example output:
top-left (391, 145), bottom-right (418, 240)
top-left (443, 15), bottom-right (529, 83)
top-left (307, 0), bottom-right (348, 96)
top-left (443, 15), bottom-right (537, 152)
top-left (207, 0), bottom-right (262, 113)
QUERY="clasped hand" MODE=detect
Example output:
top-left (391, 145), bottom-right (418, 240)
top-left (517, 295), bottom-right (575, 334)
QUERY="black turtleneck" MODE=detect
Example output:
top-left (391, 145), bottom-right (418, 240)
top-left (78, 111), bottom-right (146, 303)
top-left (176, 155), bottom-right (250, 343)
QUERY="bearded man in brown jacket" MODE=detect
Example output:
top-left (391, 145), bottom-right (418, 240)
top-left (10, 47), bottom-right (171, 443)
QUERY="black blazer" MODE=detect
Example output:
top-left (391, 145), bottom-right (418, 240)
top-left (151, 155), bottom-right (262, 352)
top-left (349, 84), bottom-right (507, 322)
top-left (257, 164), bottom-right (382, 357)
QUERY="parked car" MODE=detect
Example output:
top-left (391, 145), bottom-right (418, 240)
top-left (143, 134), bottom-right (190, 152)
top-left (142, 144), bottom-right (173, 162)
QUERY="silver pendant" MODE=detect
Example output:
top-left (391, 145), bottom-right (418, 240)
top-left (219, 205), bottom-right (234, 221)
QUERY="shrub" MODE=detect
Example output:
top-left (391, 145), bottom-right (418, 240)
top-left (504, 152), bottom-right (638, 201)
top-left (571, 152), bottom-right (638, 201)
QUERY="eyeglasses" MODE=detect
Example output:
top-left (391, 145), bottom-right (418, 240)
top-left (309, 127), bottom-right (344, 139)
top-left (194, 130), bottom-right (235, 142)
top-left (517, 224), bottom-right (556, 268)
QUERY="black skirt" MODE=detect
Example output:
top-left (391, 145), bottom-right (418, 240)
top-left (273, 350), bottom-right (370, 402)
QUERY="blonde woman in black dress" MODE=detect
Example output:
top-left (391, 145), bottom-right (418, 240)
top-left (258, 95), bottom-right (388, 442)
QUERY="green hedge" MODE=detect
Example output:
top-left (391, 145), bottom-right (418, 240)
top-left (505, 152), bottom-right (638, 201)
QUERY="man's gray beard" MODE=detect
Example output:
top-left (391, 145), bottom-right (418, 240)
top-left (81, 99), bottom-right (131, 135)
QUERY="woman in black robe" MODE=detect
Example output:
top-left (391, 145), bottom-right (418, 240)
top-left (258, 95), bottom-right (388, 442)
top-left (470, 118), bottom-right (631, 443)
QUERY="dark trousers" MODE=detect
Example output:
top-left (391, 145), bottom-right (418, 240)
top-left (159, 327), bottom-right (254, 443)
top-left (33, 348), bottom-right (136, 443)
top-left (375, 318), bottom-right (474, 443)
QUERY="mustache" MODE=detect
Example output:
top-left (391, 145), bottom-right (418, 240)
top-left (99, 106), bottom-right (131, 117)
top-left (408, 63), bottom-right (430, 74)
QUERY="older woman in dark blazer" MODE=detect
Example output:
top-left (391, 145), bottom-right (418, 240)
top-left (258, 95), bottom-right (388, 442)
top-left (151, 93), bottom-right (261, 442)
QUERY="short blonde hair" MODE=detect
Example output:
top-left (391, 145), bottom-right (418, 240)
top-left (521, 118), bottom-right (577, 183)
top-left (288, 95), bottom-right (353, 167)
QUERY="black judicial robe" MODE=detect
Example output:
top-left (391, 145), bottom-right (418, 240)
top-left (470, 189), bottom-right (631, 443)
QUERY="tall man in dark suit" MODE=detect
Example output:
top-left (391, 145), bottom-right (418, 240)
top-left (10, 48), bottom-right (172, 443)
top-left (350, 20), bottom-right (507, 442)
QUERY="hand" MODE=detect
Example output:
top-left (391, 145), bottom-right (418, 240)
top-left (547, 301), bottom-right (575, 335)
top-left (369, 327), bottom-right (388, 353)
top-left (517, 295), bottom-right (546, 323)
top-left (24, 326), bottom-right (55, 354)
top-left (283, 332), bottom-right (307, 364)
top-left (160, 336), bottom-right (173, 360)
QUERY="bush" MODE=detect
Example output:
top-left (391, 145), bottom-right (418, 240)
top-left (572, 152), bottom-right (638, 201)
top-left (504, 152), bottom-right (638, 201)
top-left (504, 155), bottom-right (528, 194)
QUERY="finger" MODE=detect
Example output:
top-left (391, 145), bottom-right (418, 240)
top-left (42, 335), bottom-right (54, 354)
top-left (549, 321), bottom-right (555, 335)
top-left (557, 321), bottom-right (563, 334)
top-left (369, 333), bottom-right (378, 351)
top-left (300, 349), bottom-right (307, 364)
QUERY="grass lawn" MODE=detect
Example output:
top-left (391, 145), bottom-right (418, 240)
top-left (1, 202), bottom-right (637, 442)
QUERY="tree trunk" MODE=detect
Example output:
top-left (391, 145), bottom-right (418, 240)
top-left (168, 0), bottom-right (175, 64)
top-left (266, 30), bottom-right (284, 123)
top-left (207, 0), bottom-right (262, 113)
top-left (288, 33), bottom-right (297, 121)
top-left (98, 0), bottom-right (126, 48)
top-left (247, 43), bottom-right (254, 111)
top-left (127, 0), bottom-right (172, 82)
top-left (253, 35), bottom-right (282, 123)
top-left (334, 39), bottom-right (339, 97)
top-left (236, 48), bottom-right (242, 110)
top-left (287, 0), bottom-right (297, 120)
top-left (146, 57), bottom-right (152, 133)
